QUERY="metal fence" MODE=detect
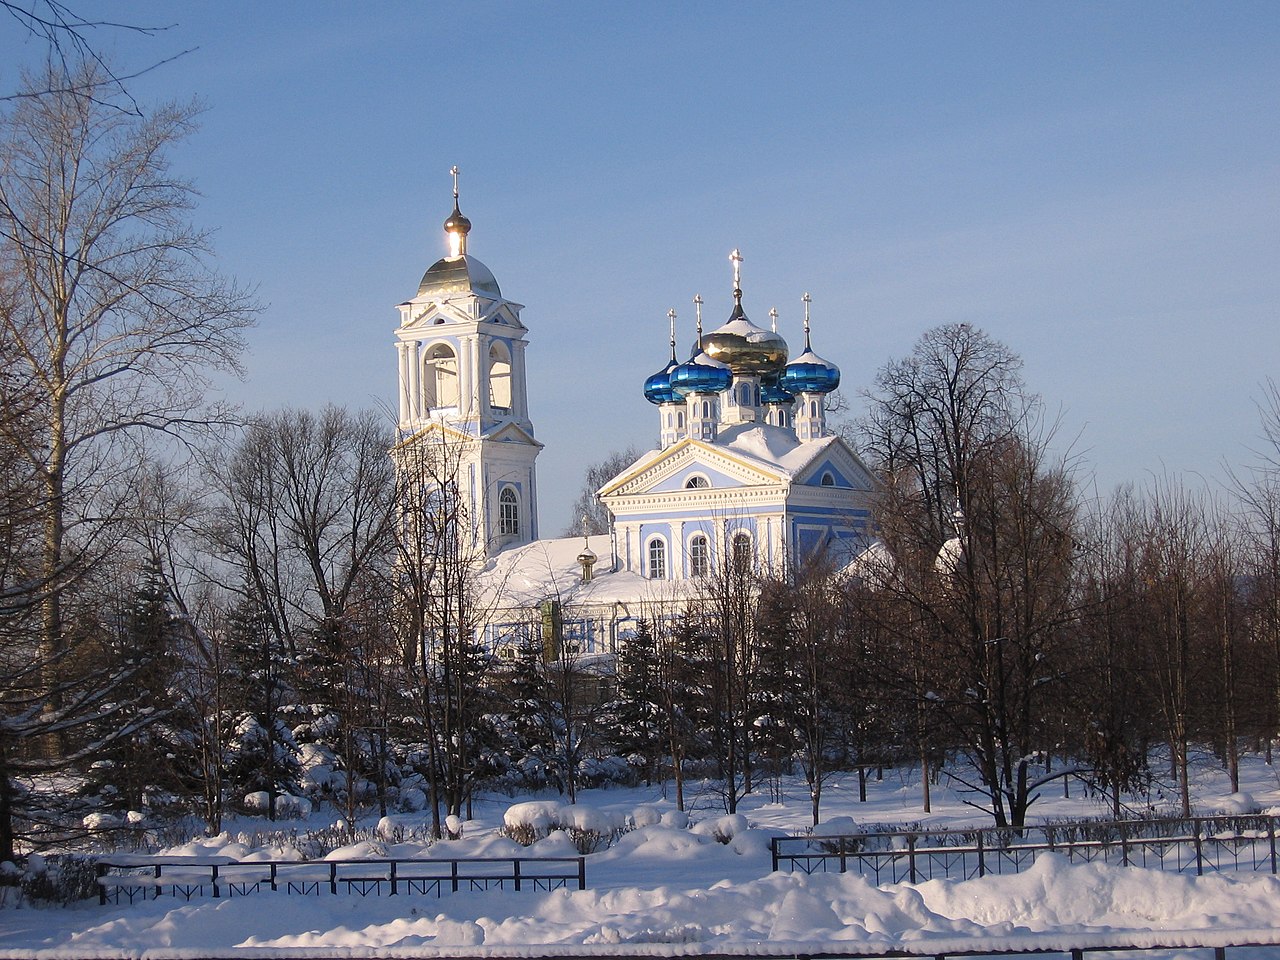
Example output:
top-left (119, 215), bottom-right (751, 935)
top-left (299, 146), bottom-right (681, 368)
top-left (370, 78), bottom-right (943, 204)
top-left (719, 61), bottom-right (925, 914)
top-left (96, 854), bottom-right (586, 905)
top-left (772, 815), bottom-right (1280, 883)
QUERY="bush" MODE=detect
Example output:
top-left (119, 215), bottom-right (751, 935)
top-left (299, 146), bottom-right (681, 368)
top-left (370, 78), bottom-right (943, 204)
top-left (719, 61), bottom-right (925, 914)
top-left (20, 855), bottom-right (100, 905)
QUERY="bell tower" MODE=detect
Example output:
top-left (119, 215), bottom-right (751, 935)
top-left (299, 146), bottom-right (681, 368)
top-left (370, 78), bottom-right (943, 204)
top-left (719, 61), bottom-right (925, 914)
top-left (393, 169), bottom-right (541, 554)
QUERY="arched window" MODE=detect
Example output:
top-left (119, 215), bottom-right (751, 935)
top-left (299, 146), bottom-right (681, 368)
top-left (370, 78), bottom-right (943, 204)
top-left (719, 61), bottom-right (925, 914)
top-left (647, 538), bottom-right (667, 580)
top-left (738, 384), bottom-right (751, 406)
top-left (685, 475), bottom-right (708, 489)
top-left (732, 532), bottom-right (752, 574)
top-left (702, 399), bottom-right (711, 418)
top-left (778, 410), bottom-right (789, 427)
top-left (499, 486), bottom-right (519, 537)
top-left (809, 399), bottom-right (818, 417)
top-left (677, 410), bottom-right (685, 428)
top-left (424, 343), bottom-right (458, 409)
top-left (689, 534), bottom-right (710, 578)
top-left (489, 342), bottom-right (512, 411)
top-left (821, 471), bottom-right (835, 487)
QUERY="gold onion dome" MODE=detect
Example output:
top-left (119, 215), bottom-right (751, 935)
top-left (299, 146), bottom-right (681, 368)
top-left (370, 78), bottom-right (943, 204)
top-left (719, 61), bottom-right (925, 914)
top-left (702, 302), bottom-right (789, 376)
top-left (443, 201), bottom-right (471, 239)
top-left (417, 167), bottom-right (500, 298)
top-left (701, 249), bottom-right (788, 375)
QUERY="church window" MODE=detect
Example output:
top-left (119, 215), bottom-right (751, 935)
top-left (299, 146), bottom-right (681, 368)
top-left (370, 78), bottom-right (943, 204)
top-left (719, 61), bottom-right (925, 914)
top-left (809, 399), bottom-right (818, 417)
top-left (677, 410), bottom-right (685, 428)
top-left (821, 471), bottom-right (835, 486)
top-left (689, 535), bottom-right (710, 578)
top-left (738, 384), bottom-right (750, 406)
top-left (732, 532), bottom-right (752, 574)
top-left (647, 538), bottom-right (667, 580)
top-left (778, 410), bottom-right (789, 427)
top-left (489, 342), bottom-right (512, 411)
top-left (424, 343), bottom-right (458, 409)
top-left (499, 486), bottom-right (519, 537)
top-left (702, 400), bottom-right (711, 418)
top-left (685, 475), bottom-right (708, 489)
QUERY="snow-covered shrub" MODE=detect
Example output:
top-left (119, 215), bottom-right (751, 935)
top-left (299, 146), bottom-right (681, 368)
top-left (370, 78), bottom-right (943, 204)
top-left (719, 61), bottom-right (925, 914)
top-left (445, 815), bottom-right (465, 840)
top-left (1215, 792), bottom-right (1260, 815)
top-left (398, 787), bottom-right (426, 813)
top-left (691, 813), bottom-right (749, 844)
top-left (501, 800), bottom-right (631, 852)
top-left (19, 854), bottom-right (99, 905)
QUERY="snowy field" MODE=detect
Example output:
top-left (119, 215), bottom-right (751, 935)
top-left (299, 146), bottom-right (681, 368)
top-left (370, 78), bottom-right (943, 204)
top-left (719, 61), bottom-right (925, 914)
top-left (4, 756), bottom-right (1280, 957)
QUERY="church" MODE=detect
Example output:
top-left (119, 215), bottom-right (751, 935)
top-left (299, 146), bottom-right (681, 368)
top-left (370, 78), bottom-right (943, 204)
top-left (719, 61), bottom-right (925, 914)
top-left (392, 176), bottom-right (876, 659)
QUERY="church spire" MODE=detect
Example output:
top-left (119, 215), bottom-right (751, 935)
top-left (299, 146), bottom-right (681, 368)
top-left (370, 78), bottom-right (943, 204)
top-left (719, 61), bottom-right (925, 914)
top-left (443, 164), bottom-right (471, 257)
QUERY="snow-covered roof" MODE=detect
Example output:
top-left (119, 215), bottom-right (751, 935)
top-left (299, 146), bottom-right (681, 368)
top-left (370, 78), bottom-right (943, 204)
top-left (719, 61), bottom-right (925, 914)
top-left (477, 534), bottom-right (700, 611)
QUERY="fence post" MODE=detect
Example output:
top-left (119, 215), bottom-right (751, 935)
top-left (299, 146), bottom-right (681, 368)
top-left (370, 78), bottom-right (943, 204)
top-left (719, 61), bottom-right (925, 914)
top-left (390, 860), bottom-right (398, 896)
top-left (1071, 949), bottom-right (1084, 960)
top-left (513, 859), bottom-right (521, 892)
top-left (329, 862), bottom-right (338, 895)
top-left (97, 862), bottom-right (108, 905)
top-left (1120, 833), bottom-right (1129, 868)
top-left (908, 835), bottom-right (918, 883)
top-left (269, 863), bottom-right (277, 892)
top-left (1270, 819), bottom-right (1277, 875)
top-left (451, 859), bottom-right (459, 893)
top-left (771, 838), bottom-right (779, 873)
top-left (839, 837), bottom-right (848, 874)
top-left (1193, 823), bottom-right (1204, 876)
top-left (577, 856), bottom-right (586, 890)
top-left (211, 864), bottom-right (219, 899)
top-left (976, 832), bottom-right (985, 878)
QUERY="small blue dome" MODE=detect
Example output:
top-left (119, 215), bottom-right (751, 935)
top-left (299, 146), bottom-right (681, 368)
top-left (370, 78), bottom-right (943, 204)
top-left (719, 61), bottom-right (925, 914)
top-left (780, 348), bottom-right (840, 395)
top-left (670, 351), bottom-right (733, 396)
top-left (761, 376), bottom-right (795, 405)
top-left (643, 359), bottom-right (680, 405)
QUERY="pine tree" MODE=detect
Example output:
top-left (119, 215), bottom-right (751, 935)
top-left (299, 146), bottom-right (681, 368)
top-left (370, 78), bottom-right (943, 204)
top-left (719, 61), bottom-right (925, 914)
top-left (224, 590), bottom-right (300, 818)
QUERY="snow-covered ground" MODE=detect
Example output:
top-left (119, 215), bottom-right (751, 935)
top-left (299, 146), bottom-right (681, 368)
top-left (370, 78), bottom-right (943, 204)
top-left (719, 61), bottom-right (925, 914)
top-left (4, 755), bottom-right (1280, 957)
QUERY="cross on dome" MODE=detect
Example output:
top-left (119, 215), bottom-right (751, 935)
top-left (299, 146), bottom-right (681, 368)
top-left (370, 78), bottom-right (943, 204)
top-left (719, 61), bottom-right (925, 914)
top-left (444, 165), bottom-right (471, 257)
top-left (730, 249), bottom-right (743, 303)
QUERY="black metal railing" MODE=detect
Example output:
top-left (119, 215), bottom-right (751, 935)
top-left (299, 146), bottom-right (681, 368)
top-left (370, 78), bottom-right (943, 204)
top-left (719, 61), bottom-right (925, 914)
top-left (96, 854), bottom-right (586, 905)
top-left (772, 814), bottom-right (1280, 883)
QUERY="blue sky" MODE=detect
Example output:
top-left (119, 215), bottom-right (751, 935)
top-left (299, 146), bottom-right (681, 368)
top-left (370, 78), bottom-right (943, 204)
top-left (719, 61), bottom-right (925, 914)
top-left (4, 2), bottom-right (1278, 534)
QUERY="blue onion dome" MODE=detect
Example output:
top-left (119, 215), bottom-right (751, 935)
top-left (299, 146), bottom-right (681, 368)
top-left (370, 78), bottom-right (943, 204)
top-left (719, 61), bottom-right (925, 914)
top-left (702, 301), bottom-right (789, 376)
top-left (779, 346), bottom-right (841, 394)
top-left (760, 374), bottom-right (795, 405)
top-left (669, 351), bottom-right (733, 396)
top-left (643, 358), bottom-right (681, 405)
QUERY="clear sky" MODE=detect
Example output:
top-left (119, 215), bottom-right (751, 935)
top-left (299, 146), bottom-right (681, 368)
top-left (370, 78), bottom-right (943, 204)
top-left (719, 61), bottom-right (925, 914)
top-left (4, 2), bottom-right (1278, 535)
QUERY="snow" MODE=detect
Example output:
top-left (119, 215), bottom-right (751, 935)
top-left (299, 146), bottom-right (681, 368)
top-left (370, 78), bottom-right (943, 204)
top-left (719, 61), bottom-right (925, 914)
top-left (5, 757), bottom-right (1280, 956)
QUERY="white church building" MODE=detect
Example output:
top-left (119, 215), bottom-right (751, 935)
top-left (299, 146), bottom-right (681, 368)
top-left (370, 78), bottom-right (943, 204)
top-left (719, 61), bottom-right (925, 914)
top-left (393, 179), bottom-right (876, 658)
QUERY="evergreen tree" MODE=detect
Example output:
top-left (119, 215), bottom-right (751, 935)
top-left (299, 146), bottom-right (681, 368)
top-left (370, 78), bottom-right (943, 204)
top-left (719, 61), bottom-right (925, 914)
top-left (224, 590), bottom-right (300, 818)
top-left (611, 620), bottom-right (664, 783)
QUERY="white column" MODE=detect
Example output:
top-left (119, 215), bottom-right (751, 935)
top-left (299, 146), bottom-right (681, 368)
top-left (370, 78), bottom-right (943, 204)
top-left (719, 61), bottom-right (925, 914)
top-left (397, 342), bottom-right (409, 426)
top-left (513, 340), bottom-right (529, 421)
top-left (673, 521), bottom-right (686, 579)
top-left (406, 340), bottom-right (421, 422)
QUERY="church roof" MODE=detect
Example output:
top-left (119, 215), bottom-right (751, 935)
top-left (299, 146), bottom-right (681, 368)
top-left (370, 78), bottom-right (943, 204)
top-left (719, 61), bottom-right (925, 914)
top-left (417, 254), bottom-right (502, 299)
top-left (478, 534), bottom-right (698, 609)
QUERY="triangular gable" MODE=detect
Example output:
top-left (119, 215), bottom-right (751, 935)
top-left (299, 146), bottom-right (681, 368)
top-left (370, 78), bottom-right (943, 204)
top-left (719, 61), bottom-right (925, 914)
top-left (483, 422), bottom-right (544, 448)
top-left (792, 437), bottom-right (877, 490)
top-left (599, 439), bottom-right (786, 499)
top-left (391, 418), bottom-right (475, 452)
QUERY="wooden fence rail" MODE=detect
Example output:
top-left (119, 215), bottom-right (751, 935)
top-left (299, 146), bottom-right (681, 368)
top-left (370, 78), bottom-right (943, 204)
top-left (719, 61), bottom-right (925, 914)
top-left (96, 854), bottom-right (586, 905)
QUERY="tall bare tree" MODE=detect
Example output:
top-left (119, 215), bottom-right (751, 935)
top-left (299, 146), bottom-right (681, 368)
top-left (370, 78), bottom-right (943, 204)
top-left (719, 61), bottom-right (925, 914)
top-left (0, 60), bottom-right (254, 702)
top-left (859, 325), bottom-right (1081, 828)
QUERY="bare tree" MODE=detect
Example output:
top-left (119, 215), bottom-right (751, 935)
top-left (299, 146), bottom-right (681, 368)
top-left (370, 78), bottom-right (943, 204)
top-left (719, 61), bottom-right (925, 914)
top-left (565, 446), bottom-right (641, 536)
top-left (391, 427), bottom-right (501, 824)
top-left (859, 325), bottom-right (1081, 828)
top-left (0, 60), bottom-right (255, 710)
